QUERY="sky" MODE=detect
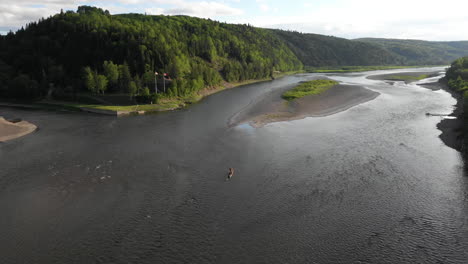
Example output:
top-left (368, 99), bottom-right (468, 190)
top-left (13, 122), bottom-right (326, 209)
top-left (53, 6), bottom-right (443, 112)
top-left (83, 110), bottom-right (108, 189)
top-left (1, 0), bottom-right (468, 41)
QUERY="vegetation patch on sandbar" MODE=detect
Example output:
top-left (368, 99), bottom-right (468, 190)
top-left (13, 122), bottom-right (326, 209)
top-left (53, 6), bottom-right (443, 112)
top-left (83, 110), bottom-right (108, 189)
top-left (282, 80), bottom-right (338, 101)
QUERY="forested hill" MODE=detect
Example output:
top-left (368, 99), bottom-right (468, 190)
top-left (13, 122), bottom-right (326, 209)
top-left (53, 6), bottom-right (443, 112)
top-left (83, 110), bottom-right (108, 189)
top-left (356, 38), bottom-right (468, 65)
top-left (271, 30), bottom-right (405, 66)
top-left (1, 6), bottom-right (468, 101)
top-left (0, 6), bottom-right (302, 99)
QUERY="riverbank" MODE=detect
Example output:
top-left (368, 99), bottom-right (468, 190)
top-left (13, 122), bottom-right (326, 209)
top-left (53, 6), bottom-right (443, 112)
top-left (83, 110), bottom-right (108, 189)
top-left (0, 117), bottom-right (37, 142)
top-left (432, 79), bottom-right (464, 152)
top-left (0, 70), bottom-right (304, 117)
top-left (241, 83), bottom-right (379, 127)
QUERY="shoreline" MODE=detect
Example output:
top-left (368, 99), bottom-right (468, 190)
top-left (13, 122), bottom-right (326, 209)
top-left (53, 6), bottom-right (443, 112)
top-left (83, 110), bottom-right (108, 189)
top-left (0, 117), bottom-right (37, 142)
top-left (0, 70), bottom-right (304, 117)
top-left (431, 80), bottom-right (464, 152)
top-left (233, 83), bottom-right (380, 127)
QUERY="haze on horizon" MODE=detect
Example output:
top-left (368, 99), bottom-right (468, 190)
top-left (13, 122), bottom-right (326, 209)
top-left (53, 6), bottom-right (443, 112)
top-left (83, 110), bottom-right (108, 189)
top-left (0, 0), bottom-right (467, 41)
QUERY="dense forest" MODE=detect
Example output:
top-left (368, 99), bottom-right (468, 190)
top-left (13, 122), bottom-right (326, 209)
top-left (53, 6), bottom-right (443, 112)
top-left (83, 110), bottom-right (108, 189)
top-left (272, 30), bottom-right (405, 66)
top-left (357, 38), bottom-right (468, 65)
top-left (446, 57), bottom-right (468, 93)
top-left (1, 6), bottom-right (468, 103)
top-left (0, 6), bottom-right (302, 101)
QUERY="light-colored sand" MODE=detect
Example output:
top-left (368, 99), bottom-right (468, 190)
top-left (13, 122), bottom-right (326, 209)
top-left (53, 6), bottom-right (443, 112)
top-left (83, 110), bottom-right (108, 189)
top-left (245, 84), bottom-right (380, 127)
top-left (0, 117), bottom-right (37, 142)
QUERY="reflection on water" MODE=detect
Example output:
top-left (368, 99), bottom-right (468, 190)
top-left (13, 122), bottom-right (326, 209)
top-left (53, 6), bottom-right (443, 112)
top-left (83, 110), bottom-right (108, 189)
top-left (0, 67), bottom-right (467, 263)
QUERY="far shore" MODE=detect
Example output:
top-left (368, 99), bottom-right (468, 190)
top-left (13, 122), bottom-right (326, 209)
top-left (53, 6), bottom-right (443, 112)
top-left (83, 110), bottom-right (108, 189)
top-left (0, 117), bottom-right (37, 142)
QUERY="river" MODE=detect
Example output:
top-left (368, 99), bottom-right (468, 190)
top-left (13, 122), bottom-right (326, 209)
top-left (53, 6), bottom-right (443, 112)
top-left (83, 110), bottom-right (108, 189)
top-left (0, 67), bottom-right (467, 263)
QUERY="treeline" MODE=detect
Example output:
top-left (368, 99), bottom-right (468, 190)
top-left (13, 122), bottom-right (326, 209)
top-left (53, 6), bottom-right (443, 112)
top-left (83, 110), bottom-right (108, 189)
top-left (446, 57), bottom-right (468, 94)
top-left (0, 6), bottom-right (301, 100)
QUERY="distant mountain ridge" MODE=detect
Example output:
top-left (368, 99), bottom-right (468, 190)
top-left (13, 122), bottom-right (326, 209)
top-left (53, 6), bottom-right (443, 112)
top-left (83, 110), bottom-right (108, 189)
top-left (271, 30), bottom-right (406, 66)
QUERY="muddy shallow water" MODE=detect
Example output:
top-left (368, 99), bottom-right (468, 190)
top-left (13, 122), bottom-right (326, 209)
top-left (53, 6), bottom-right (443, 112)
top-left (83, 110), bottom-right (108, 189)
top-left (1, 67), bottom-right (467, 263)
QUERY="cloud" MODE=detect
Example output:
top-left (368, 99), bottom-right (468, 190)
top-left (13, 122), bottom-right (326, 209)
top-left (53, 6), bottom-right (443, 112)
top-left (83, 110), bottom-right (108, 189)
top-left (0, 1), bottom-right (79, 29)
top-left (0, 0), bottom-right (243, 32)
top-left (231, 0), bottom-right (468, 41)
top-left (1, 0), bottom-right (468, 40)
top-left (162, 1), bottom-right (243, 17)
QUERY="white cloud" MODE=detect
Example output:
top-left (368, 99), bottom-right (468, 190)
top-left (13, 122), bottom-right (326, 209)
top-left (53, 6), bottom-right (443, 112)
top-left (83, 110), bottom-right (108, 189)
top-left (0, 0), bottom-right (243, 32)
top-left (1, 0), bottom-right (468, 40)
top-left (162, 1), bottom-right (243, 17)
top-left (231, 0), bottom-right (468, 41)
top-left (0, 1), bottom-right (79, 28)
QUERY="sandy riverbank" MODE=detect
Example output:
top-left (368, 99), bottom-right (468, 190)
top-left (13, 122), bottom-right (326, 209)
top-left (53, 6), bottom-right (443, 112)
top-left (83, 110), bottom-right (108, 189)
top-left (234, 83), bottom-right (379, 127)
top-left (0, 117), bottom-right (37, 142)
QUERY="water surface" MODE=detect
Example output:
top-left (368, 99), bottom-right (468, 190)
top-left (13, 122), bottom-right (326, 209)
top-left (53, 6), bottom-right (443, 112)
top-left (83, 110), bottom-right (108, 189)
top-left (1, 67), bottom-right (467, 263)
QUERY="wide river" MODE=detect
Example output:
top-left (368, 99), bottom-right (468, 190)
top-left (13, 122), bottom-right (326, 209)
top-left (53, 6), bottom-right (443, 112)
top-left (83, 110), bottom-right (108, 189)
top-left (1, 67), bottom-right (467, 263)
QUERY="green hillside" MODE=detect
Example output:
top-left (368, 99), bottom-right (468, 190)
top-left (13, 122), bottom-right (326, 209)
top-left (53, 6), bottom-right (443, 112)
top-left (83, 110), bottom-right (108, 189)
top-left (0, 6), bottom-right (302, 100)
top-left (272, 30), bottom-right (405, 66)
top-left (356, 38), bottom-right (468, 65)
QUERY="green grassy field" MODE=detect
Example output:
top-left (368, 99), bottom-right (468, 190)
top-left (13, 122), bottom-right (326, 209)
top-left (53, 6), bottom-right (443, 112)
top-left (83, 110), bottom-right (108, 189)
top-left (282, 80), bottom-right (339, 100)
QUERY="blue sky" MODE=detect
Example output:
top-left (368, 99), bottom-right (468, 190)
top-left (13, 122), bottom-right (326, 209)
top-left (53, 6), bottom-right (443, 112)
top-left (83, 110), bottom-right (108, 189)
top-left (1, 0), bottom-right (468, 40)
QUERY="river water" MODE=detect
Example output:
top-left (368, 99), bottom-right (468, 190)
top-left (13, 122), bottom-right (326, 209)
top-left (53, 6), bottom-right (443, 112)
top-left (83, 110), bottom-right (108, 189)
top-left (1, 67), bottom-right (467, 263)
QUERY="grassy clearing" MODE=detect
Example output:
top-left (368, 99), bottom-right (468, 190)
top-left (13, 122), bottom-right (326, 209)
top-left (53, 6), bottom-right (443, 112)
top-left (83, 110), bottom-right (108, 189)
top-left (306, 65), bottom-right (442, 73)
top-left (65, 98), bottom-right (183, 112)
top-left (282, 79), bottom-right (338, 101)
